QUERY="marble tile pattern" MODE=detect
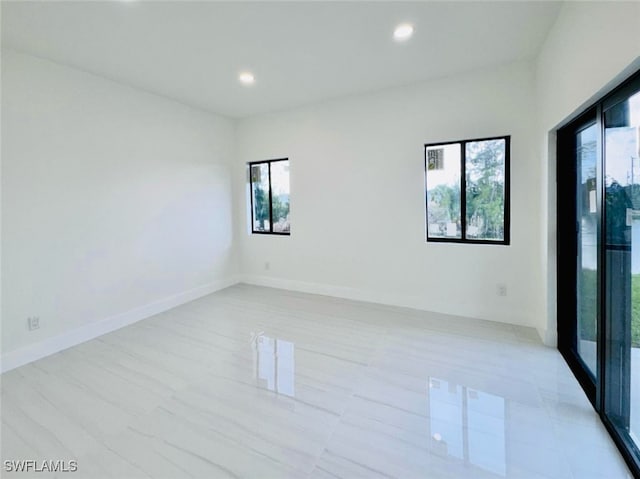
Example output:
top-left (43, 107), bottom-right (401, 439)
top-left (0, 284), bottom-right (633, 478)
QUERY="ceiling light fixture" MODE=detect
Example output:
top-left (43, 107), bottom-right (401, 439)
top-left (393, 23), bottom-right (414, 42)
top-left (239, 72), bottom-right (255, 86)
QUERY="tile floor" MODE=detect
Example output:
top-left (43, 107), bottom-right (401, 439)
top-left (0, 284), bottom-right (633, 478)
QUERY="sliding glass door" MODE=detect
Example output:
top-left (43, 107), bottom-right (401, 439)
top-left (558, 111), bottom-right (600, 401)
top-left (603, 85), bottom-right (640, 458)
top-left (558, 71), bottom-right (640, 476)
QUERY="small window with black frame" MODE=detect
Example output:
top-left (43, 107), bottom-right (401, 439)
top-left (425, 136), bottom-right (510, 244)
top-left (249, 159), bottom-right (290, 235)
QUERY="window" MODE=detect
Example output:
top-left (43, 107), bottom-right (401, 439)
top-left (249, 158), bottom-right (290, 234)
top-left (425, 136), bottom-right (510, 244)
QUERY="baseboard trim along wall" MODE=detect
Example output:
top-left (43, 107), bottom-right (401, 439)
top-left (241, 274), bottom-right (542, 340)
top-left (0, 277), bottom-right (240, 373)
top-left (537, 326), bottom-right (558, 348)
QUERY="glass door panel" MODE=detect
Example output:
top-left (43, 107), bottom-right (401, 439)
top-left (558, 71), bottom-right (640, 475)
top-left (576, 123), bottom-right (599, 376)
top-left (604, 88), bottom-right (640, 451)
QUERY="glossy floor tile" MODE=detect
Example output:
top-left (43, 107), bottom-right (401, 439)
top-left (0, 284), bottom-right (633, 478)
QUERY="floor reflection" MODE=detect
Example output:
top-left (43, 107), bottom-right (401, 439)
top-left (428, 377), bottom-right (506, 476)
top-left (252, 333), bottom-right (295, 397)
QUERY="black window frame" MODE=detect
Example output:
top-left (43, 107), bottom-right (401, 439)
top-left (424, 135), bottom-right (511, 245)
top-left (248, 158), bottom-right (290, 236)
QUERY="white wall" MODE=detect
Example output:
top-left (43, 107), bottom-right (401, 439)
top-left (235, 61), bottom-right (543, 328)
top-left (4, 1), bottom-right (637, 364)
top-left (1, 50), bottom-right (238, 366)
top-left (536, 1), bottom-right (640, 345)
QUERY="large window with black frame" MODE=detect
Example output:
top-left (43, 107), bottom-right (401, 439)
top-left (249, 158), bottom-right (290, 235)
top-left (425, 136), bottom-right (510, 245)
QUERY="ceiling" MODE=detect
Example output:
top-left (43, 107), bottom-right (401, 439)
top-left (1, 1), bottom-right (563, 118)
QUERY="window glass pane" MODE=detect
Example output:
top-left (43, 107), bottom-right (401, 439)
top-left (604, 88), bottom-right (640, 450)
top-left (465, 139), bottom-right (506, 241)
top-left (251, 163), bottom-right (270, 232)
top-left (629, 91), bottom-right (640, 448)
top-left (576, 124), bottom-right (598, 375)
top-left (270, 160), bottom-right (290, 233)
top-left (426, 144), bottom-right (462, 239)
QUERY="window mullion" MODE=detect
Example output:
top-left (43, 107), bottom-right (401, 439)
top-left (250, 166), bottom-right (255, 233)
top-left (267, 161), bottom-right (274, 233)
top-left (461, 141), bottom-right (467, 241)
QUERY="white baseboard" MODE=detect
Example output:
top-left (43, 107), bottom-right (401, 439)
top-left (1, 276), bottom-right (240, 373)
top-left (537, 326), bottom-right (558, 347)
top-left (241, 274), bottom-right (535, 330)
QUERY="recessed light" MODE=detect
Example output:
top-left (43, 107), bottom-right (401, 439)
top-left (239, 72), bottom-right (255, 86)
top-left (393, 23), bottom-right (414, 42)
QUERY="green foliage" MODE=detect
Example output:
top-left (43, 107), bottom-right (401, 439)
top-left (272, 194), bottom-right (290, 223)
top-left (632, 274), bottom-right (640, 348)
top-left (578, 269), bottom-right (598, 342)
top-left (579, 269), bottom-right (640, 348)
top-left (429, 184), bottom-right (460, 224)
top-left (253, 185), bottom-right (289, 231)
top-left (465, 140), bottom-right (505, 239)
top-left (253, 186), bottom-right (269, 227)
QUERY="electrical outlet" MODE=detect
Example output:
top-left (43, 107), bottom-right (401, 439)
top-left (27, 317), bottom-right (40, 331)
top-left (265, 261), bottom-right (270, 271)
top-left (497, 284), bottom-right (507, 297)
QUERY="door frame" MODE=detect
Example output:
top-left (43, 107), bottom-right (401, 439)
top-left (557, 69), bottom-right (640, 478)
top-left (557, 107), bottom-right (601, 405)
